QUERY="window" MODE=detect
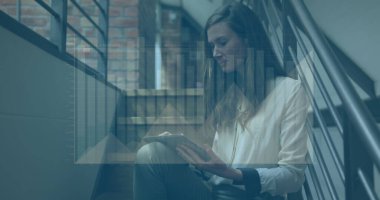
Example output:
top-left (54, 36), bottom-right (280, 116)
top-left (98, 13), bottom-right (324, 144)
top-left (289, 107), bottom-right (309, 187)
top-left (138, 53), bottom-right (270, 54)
top-left (0, 0), bottom-right (109, 76)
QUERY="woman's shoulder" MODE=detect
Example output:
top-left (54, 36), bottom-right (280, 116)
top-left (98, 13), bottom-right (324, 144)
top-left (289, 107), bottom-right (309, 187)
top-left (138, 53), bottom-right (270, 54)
top-left (274, 76), bottom-right (300, 86)
top-left (271, 76), bottom-right (302, 95)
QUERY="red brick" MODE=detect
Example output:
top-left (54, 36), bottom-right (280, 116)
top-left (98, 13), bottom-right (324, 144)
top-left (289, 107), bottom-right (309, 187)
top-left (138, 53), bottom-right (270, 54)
top-left (22, 0), bottom-right (38, 5)
top-left (109, 6), bottom-right (123, 17)
top-left (124, 7), bottom-right (138, 17)
top-left (86, 7), bottom-right (99, 17)
top-left (79, 0), bottom-right (92, 4)
top-left (126, 61), bottom-right (138, 71)
top-left (0, 6), bottom-right (16, 16)
top-left (126, 40), bottom-right (138, 48)
top-left (127, 50), bottom-right (138, 60)
top-left (85, 29), bottom-right (96, 37)
top-left (22, 6), bottom-right (47, 16)
top-left (108, 60), bottom-right (126, 71)
top-left (125, 28), bottom-right (138, 37)
top-left (108, 49), bottom-right (125, 59)
top-left (80, 17), bottom-right (98, 28)
top-left (0, 0), bottom-right (18, 4)
top-left (110, 18), bottom-right (138, 27)
top-left (109, 28), bottom-right (123, 38)
top-left (111, 0), bottom-right (138, 7)
top-left (109, 38), bottom-right (127, 48)
top-left (21, 17), bottom-right (49, 27)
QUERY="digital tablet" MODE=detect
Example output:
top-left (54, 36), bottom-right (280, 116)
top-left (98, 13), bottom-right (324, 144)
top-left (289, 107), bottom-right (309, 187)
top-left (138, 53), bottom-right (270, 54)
top-left (143, 134), bottom-right (210, 161)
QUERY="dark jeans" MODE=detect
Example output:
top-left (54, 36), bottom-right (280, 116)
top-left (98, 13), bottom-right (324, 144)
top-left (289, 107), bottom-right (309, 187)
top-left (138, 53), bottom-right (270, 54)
top-left (133, 142), bottom-right (284, 200)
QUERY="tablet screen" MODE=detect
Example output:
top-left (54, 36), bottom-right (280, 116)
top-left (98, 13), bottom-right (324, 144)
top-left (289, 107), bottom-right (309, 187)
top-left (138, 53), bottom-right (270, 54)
top-left (143, 135), bottom-right (210, 161)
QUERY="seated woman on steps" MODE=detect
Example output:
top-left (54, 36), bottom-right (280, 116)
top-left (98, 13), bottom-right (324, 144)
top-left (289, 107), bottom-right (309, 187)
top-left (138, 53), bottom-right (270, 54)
top-left (134, 2), bottom-right (310, 200)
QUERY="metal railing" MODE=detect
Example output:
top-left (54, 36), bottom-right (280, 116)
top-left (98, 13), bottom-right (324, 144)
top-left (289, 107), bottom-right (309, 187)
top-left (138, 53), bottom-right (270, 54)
top-left (34, 0), bottom-right (109, 78)
top-left (254, 0), bottom-right (380, 199)
top-left (287, 0), bottom-right (380, 166)
top-left (0, 0), bottom-right (119, 164)
top-left (3, 0), bottom-right (109, 77)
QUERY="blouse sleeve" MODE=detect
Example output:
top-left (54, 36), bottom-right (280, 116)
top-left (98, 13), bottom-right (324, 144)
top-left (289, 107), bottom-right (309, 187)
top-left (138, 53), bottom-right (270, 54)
top-left (238, 80), bottom-right (310, 196)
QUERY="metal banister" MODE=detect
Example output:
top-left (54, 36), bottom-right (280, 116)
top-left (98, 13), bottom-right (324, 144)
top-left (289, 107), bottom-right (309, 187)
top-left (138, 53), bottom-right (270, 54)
top-left (358, 169), bottom-right (379, 200)
top-left (306, 122), bottom-right (339, 200)
top-left (289, 0), bottom-right (380, 169)
top-left (289, 47), bottom-right (345, 183)
top-left (69, 0), bottom-right (106, 38)
top-left (286, 16), bottom-right (344, 135)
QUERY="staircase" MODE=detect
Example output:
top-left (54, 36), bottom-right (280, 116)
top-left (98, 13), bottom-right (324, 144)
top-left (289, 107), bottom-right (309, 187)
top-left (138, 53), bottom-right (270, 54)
top-left (92, 0), bottom-right (380, 199)
top-left (92, 88), bottom-right (204, 199)
top-left (117, 88), bottom-right (205, 156)
top-left (252, 0), bottom-right (380, 199)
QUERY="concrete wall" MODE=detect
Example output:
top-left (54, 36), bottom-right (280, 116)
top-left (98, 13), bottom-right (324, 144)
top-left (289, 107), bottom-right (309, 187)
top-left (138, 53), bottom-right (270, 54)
top-left (0, 23), bottom-right (119, 199)
top-left (304, 0), bottom-right (380, 96)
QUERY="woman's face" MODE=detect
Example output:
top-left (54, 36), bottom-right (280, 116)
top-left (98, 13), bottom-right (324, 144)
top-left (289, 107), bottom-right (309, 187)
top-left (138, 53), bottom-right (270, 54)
top-left (207, 21), bottom-right (247, 72)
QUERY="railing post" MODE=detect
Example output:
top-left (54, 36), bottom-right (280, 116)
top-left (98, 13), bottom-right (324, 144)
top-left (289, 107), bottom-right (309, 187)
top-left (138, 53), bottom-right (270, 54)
top-left (344, 113), bottom-right (374, 200)
top-left (16, 0), bottom-right (21, 21)
top-left (282, 0), bottom-right (297, 79)
top-left (98, 0), bottom-right (109, 80)
top-left (50, 0), bottom-right (67, 52)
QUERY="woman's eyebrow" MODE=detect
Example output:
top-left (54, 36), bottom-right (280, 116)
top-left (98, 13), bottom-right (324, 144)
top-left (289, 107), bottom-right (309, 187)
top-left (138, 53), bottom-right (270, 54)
top-left (209, 36), bottom-right (227, 45)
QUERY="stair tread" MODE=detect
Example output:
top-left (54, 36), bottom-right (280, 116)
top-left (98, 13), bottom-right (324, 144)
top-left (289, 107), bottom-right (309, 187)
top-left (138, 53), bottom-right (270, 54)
top-left (118, 116), bottom-right (204, 125)
top-left (123, 88), bottom-right (203, 96)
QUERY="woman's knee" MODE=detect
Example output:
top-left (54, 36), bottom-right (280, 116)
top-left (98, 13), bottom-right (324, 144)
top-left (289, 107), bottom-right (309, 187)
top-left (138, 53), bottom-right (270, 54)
top-left (135, 142), bottom-right (184, 164)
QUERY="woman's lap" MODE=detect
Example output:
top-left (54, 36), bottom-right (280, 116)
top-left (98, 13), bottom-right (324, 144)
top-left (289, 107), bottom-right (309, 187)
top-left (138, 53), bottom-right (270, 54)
top-left (134, 142), bottom-right (213, 200)
top-left (133, 142), bottom-right (283, 200)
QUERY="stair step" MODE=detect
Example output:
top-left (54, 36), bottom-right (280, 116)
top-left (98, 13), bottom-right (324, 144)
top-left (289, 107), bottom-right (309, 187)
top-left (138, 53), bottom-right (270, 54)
top-left (118, 116), bottom-right (204, 125)
top-left (123, 88), bottom-right (203, 96)
top-left (122, 89), bottom-right (204, 118)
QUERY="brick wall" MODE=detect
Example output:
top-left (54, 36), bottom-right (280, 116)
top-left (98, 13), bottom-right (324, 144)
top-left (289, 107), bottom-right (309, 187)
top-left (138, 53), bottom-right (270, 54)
top-left (107, 0), bottom-right (140, 90)
top-left (160, 6), bottom-right (202, 89)
top-left (160, 7), bottom-right (182, 89)
top-left (0, 0), bottom-right (202, 90)
top-left (0, 0), bottom-right (141, 90)
top-left (0, 0), bottom-right (51, 39)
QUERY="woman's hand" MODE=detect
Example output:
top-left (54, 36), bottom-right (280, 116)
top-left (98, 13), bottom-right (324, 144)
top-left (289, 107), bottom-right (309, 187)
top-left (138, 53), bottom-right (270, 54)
top-left (176, 144), bottom-right (243, 182)
top-left (158, 131), bottom-right (173, 136)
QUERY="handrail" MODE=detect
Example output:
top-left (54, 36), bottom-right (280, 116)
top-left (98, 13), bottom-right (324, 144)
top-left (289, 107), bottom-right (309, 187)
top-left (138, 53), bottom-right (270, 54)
top-left (286, 16), bottom-right (344, 135)
top-left (289, 0), bottom-right (380, 169)
top-left (306, 122), bottom-right (339, 200)
top-left (35, 0), bottom-right (60, 19)
top-left (305, 122), bottom-right (339, 200)
top-left (69, 0), bottom-right (106, 38)
top-left (358, 169), bottom-right (380, 200)
top-left (289, 47), bottom-right (345, 182)
top-left (271, 0), bottom-right (376, 99)
top-left (261, 1), bottom-right (283, 51)
top-left (67, 23), bottom-right (105, 59)
top-left (268, 0), bottom-right (282, 30)
top-left (93, 0), bottom-right (107, 17)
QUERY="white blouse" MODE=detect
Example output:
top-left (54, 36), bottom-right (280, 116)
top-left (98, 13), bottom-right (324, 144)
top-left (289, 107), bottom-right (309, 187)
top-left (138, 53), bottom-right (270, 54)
top-left (210, 76), bottom-right (310, 196)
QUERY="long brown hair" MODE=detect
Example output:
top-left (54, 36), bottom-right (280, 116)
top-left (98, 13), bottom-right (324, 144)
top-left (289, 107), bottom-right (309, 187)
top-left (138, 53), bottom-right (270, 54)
top-left (203, 2), bottom-right (283, 131)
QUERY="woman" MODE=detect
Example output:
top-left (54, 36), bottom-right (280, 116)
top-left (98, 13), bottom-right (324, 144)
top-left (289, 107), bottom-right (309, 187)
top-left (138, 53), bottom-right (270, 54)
top-left (134, 2), bottom-right (309, 200)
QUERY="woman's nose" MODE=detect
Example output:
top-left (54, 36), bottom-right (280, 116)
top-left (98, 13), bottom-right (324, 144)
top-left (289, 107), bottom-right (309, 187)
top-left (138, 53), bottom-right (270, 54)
top-left (213, 47), bottom-right (222, 58)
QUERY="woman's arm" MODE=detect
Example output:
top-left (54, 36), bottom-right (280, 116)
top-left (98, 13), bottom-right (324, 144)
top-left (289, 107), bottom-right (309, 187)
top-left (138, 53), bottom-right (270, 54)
top-left (177, 79), bottom-right (310, 197)
top-left (176, 144), bottom-right (243, 182)
top-left (256, 79), bottom-right (310, 195)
